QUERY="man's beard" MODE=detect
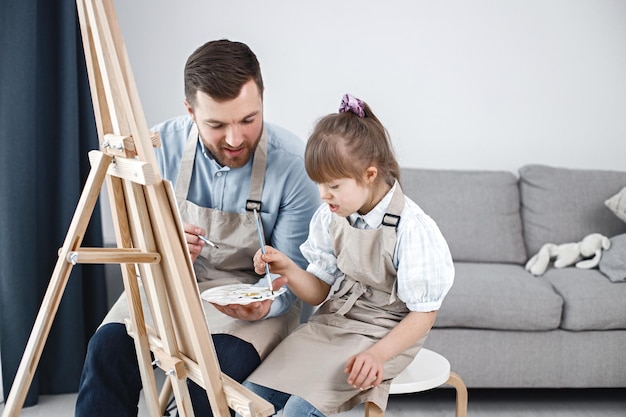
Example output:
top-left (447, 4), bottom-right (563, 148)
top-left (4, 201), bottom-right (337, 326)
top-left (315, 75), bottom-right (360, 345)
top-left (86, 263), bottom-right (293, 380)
top-left (202, 130), bottom-right (262, 169)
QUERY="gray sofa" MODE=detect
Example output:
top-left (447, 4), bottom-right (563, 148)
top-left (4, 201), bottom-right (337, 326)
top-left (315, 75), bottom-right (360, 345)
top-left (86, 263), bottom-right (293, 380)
top-left (400, 164), bottom-right (626, 388)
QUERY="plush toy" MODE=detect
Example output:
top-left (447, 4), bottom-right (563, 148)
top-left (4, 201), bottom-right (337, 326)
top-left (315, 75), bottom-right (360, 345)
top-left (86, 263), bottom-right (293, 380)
top-left (525, 233), bottom-right (612, 276)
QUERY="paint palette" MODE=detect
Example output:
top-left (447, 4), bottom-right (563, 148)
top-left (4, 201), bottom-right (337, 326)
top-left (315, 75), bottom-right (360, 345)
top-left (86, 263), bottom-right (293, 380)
top-left (201, 283), bottom-right (286, 306)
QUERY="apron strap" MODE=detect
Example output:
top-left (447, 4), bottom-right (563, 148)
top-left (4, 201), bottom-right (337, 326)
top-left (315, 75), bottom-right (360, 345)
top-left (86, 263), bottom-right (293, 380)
top-left (332, 277), bottom-right (368, 316)
top-left (246, 129), bottom-right (267, 211)
top-left (383, 183), bottom-right (405, 303)
top-left (174, 123), bottom-right (268, 211)
top-left (382, 182), bottom-right (405, 230)
top-left (174, 123), bottom-right (198, 203)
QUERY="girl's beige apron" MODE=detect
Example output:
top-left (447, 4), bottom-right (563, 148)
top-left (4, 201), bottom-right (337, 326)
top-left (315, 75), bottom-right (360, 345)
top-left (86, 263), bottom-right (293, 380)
top-left (102, 124), bottom-right (301, 359)
top-left (247, 184), bottom-right (427, 415)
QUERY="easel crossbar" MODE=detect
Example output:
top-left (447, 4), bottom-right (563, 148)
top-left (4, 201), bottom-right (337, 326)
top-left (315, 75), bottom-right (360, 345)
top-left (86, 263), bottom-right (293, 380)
top-left (66, 248), bottom-right (161, 264)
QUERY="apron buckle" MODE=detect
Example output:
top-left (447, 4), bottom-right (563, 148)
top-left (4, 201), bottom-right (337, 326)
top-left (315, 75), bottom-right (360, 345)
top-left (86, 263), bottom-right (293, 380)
top-left (246, 200), bottom-right (262, 211)
top-left (382, 213), bottom-right (401, 229)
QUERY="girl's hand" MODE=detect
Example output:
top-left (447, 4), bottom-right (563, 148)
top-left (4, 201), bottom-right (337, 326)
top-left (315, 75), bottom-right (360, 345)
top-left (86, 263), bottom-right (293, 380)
top-left (253, 246), bottom-right (271, 275)
top-left (344, 350), bottom-right (385, 390)
top-left (343, 312), bottom-right (437, 391)
top-left (254, 248), bottom-right (330, 305)
top-left (253, 246), bottom-right (291, 276)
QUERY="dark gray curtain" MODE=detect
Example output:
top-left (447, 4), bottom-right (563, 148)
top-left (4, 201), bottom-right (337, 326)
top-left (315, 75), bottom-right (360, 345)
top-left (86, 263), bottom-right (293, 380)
top-left (0, 0), bottom-right (108, 407)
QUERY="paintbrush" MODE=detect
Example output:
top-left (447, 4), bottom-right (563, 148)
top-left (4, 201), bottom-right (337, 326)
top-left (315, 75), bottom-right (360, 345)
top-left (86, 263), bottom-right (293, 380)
top-left (253, 209), bottom-right (273, 294)
top-left (196, 234), bottom-right (219, 249)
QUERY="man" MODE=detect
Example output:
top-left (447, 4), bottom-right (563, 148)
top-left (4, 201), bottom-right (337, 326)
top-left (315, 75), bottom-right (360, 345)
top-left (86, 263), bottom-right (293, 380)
top-left (75, 39), bottom-right (320, 416)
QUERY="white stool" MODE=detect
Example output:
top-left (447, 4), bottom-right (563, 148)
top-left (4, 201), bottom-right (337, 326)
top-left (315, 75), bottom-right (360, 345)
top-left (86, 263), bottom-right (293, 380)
top-left (365, 348), bottom-right (468, 417)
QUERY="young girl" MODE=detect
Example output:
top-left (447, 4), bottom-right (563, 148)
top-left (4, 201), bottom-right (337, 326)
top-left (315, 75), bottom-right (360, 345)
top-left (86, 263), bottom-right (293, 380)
top-left (243, 94), bottom-right (454, 417)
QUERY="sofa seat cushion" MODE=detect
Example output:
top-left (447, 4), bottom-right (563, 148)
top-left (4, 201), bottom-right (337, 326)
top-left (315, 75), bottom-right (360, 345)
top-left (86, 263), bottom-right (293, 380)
top-left (519, 164), bottom-right (626, 257)
top-left (401, 168), bottom-right (526, 264)
top-left (544, 268), bottom-right (626, 330)
top-left (434, 262), bottom-right (563, 330)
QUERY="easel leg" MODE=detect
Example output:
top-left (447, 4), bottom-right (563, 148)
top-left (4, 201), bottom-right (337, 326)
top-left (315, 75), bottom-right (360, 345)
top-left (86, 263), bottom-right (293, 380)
top-left (159, 377), bottom-right (173, 414)
top-left (106, 176), bottom-right (161, 417)
top-left (121, 262), bottom-right (163, 417)
top-left (1, 154), bottom-right (112, 417)
top-left (121, 179), bottom-right (196, 416)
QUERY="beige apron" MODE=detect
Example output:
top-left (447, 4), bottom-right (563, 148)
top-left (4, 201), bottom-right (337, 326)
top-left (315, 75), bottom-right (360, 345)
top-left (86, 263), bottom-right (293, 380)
top-left (102, 124), bottom-right (301, 359)
top-left (247, 184), bottom-right (427, 415)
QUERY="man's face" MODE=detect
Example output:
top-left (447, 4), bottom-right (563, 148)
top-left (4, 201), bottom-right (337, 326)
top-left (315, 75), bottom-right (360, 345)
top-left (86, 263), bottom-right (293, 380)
top-left (185, 79), bottom-right (263, 168)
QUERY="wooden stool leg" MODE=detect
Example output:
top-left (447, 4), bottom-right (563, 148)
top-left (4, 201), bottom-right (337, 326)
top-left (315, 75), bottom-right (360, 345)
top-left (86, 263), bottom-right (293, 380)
top-left (364, 401), bottom-right (385, 417)
top-left (446, 372), bottom-right (468, 417)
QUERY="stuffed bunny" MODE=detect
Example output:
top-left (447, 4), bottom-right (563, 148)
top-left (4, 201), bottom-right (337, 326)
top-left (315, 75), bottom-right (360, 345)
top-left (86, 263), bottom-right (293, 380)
top-left (525, 233), bottom-right (612, 276)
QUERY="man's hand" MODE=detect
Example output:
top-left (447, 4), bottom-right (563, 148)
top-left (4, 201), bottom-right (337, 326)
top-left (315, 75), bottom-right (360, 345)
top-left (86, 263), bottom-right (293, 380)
top-left (183, 223), bottom-right (206, 263)
top-left (210, 277), bottom-right (288, 321)
top-left (211, 299), bottom-right (273, 321)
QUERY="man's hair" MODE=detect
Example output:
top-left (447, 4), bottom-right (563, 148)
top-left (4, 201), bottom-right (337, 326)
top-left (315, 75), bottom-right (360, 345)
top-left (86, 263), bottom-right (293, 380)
top-left (184, 39), bottom-right (264, 105)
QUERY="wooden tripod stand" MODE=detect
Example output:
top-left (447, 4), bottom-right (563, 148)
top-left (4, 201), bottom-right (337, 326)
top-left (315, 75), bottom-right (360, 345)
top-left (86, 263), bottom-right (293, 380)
top-left (1, 1), bottom-right (274, 416)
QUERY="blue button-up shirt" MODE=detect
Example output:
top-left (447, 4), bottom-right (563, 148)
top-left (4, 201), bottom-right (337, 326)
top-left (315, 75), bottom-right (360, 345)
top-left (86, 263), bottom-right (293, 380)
top-left (152, 115), bottom-right (321, 317)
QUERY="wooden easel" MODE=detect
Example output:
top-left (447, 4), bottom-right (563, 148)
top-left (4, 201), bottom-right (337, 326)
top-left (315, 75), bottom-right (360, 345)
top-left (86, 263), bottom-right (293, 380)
top-left (1, 1), bottom-right (274, 416)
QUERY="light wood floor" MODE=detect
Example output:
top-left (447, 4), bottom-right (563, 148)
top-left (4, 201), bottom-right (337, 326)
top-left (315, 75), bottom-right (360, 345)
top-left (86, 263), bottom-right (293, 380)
top-left (1, 388), bottom-right (624, 417)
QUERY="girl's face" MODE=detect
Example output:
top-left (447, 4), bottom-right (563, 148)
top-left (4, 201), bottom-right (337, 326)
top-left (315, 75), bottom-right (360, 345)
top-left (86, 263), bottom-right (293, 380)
top-left (318, 178), bottom-right (367, 217)
top-left (317, 176), bottom-right (373, 217)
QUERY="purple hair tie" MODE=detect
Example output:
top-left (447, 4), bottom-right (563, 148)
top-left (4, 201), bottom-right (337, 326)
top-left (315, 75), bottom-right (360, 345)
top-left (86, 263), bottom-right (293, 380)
top-left (339, 93), bottom-right (365, 118)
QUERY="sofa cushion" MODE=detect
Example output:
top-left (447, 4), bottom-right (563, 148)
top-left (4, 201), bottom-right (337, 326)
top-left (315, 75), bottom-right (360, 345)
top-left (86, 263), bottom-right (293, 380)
top-left (544, 268), bottom-right (626, 330)
top-left (401, 168), bottom-right (526, 264)
top-left (605, 186), bottom-right (626, 223)
top-left (519, 165), bottom-right (626, 257)
top-left (599, 233), bottom-right (626, 283)
top-left (434, 263), bottom-right (563, 331)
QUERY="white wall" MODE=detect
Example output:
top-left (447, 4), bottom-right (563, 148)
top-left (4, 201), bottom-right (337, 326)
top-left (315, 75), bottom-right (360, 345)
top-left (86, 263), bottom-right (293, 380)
top-left (112, 0), bottom-right (626, 173)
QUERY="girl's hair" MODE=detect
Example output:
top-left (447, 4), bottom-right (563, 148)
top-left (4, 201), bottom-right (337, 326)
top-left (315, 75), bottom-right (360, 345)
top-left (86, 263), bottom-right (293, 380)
top-left (305, 95), bottom-right (400, 187)
top-left (184, 39), bottom-right (264, 105)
